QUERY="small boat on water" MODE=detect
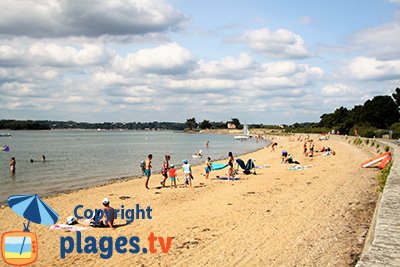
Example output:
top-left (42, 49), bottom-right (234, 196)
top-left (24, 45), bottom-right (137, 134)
top-left (192, 150), bottom-right (203, 158)
top-left (0, 133), bottom-right (12, 137)
top-left (234, 124), bottom-right (250, 140)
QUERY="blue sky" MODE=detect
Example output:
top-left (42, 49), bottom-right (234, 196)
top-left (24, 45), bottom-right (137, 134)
top-left (1, 0), bottom-right (400, 124)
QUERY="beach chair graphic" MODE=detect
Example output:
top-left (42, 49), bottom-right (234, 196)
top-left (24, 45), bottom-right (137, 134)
top-left (1, 195), bottom-right (59, 266)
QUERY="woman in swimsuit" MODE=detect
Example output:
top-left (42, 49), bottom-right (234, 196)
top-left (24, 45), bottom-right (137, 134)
top-left (228, 152), bottom-right (234, 180)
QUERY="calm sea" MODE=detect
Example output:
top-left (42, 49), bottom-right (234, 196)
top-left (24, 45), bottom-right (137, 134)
top-left (0, 130), bottom-right (268, 203)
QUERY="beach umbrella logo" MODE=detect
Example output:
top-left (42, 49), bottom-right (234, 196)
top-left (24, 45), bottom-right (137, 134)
top-left (1, 194), bottom-right (59, 266)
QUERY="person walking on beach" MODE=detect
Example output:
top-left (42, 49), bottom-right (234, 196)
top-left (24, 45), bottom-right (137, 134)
top-left (145, 154), bottom-right (152, 189)
top-left (169, 164), bottom-right (177, 188)
top-left (182, 160), bottom-right (192, 187)
top-left (9, 157), bottom-right (16, 175)
top-left (206, 141), bottom-right (209, 148)
top-left (160, 154), bottom-right (170, 187)
top-left (271, 142), bottom-right (278, 152)
top-left (205, 157), bottom-right (212, 180)
top-left (228, 152), bottom-right (235, 180)
top-left (309, 142), bottom-right (315, 157)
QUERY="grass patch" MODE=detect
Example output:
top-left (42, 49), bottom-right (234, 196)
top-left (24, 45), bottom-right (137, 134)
top-left (377, 162), bottom-right (393, 192)
top-left (353, 138), bottom-right (362, 145)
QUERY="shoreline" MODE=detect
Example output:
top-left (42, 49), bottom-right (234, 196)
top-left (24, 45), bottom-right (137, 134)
top-left (0, 142), bottom-right (270, 206)
top-left (0, 135), bottom-right (378, 266)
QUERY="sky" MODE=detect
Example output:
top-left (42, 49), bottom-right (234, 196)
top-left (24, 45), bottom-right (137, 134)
top-left (1, 0), bottom-right (400, 124)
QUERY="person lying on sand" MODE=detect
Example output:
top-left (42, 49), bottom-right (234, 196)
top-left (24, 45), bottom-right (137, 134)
top-left (77, 198), bottom-right (116, 230)
top-left (283, 154), bottom-right (300, 164)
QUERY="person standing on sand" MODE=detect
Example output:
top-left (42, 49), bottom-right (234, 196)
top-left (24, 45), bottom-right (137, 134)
top-left (205, 157), bottom-right (212, 179)
top-left (9, 157), bottom-right (16, 175)
top-left (228, 152), bottom-right (235, 180)
top-left (271, 142), bottom-right (277, 152)
top-left (182, 160), bottom-right (192, 187)
top-left (160, 154), bottom-right (170, 187)
top-left (169, 164), bottom-right (177, 188)
top-left (206, 141), bottom-right (209, 148)
top-left (145, 154), bottom-right (152, 189)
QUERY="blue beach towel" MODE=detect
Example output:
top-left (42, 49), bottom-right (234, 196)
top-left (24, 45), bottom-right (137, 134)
top-left (211, 163), bottom-right (228, 170)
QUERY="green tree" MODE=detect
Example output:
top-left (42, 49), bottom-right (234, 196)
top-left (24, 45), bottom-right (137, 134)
top-left (363, 96), bottom-right (399, 129)
top-left (229, 118), bottom-right (241, 129)
top-left (186, 118), bottom-right (198, 130)
top-left (199, 120), bottom-right (211, 129)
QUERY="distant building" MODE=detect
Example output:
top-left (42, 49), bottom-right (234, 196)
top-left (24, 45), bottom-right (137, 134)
top-left (227, 123), bottom-right (237, 129)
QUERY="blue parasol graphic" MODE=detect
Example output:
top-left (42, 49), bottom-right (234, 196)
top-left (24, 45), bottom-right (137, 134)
top-left (8, 194), bottom-right (59, 254)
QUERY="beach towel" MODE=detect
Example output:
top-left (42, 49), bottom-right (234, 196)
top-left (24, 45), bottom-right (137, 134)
top-left (215, 176), bottom-right (240, 180)
top-left (256, 164), bottom-right (270, 168)
top-left (49, 224), bottom-right (87, 231)
top-left (211, 163), bottom-right (228, 170)
top-left (287, 165), bottom-right (313, 170)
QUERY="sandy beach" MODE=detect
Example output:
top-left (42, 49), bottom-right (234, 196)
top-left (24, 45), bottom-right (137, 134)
top-left (0, 135), bottom-right (379, 266)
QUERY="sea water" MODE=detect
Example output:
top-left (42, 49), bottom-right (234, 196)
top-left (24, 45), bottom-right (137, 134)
top-left (0, 130), bottom-right (268, 203)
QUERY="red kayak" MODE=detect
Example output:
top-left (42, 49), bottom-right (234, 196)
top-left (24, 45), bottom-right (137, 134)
top-left (378, 155), bottom-right (391, 169)
top-left (361, 152), bottom-right (391, 168)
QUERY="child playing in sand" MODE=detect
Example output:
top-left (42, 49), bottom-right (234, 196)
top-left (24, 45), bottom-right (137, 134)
top-left (182, 160), bottom-right (192, 187)
top-left (281, 150), bottom-right (288, 163)
top-left (169, 164), bottom-right (177, 188)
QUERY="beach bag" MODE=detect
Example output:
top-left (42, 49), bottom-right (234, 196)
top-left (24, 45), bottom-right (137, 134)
top-left (140, 160), bottom-right (146, 173)
top-left (66, 216), bottom-right (77, 225)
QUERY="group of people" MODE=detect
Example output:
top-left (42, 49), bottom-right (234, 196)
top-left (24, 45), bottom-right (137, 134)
top-left (8, 155), bottom-right (46, 175)
top-left (142, 151), bottom-right (236, 189)
top-left (303, 141), bottom-right (315, 157)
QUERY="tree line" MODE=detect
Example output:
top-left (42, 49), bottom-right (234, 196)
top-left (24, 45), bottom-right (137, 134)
top-left (287, 87), bottom-right (400, 138)
top-left (0, 119), bottom-right (240, 131)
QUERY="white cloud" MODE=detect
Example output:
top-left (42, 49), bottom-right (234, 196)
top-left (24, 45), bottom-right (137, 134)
top-left (113, 43), bottom-right (195, 74)
top-left (196, 53), bottom-right (254, 78)
top-left (0, 42), bottom-right (114, 68)
top-left (345, 57), bottom-right (400, 80)
top-left (351, 21), bottom-right (400, 59)
top-left (321, 84), bottom-right (358, 96)
top-left (0, 0), bottom-right (187, 38)
top-left (238, 28), bottom-right (312, 59)
top-left (0, 45), bottom-right (20, 60)
top-left (29, 42), bottom-right (113, 67)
